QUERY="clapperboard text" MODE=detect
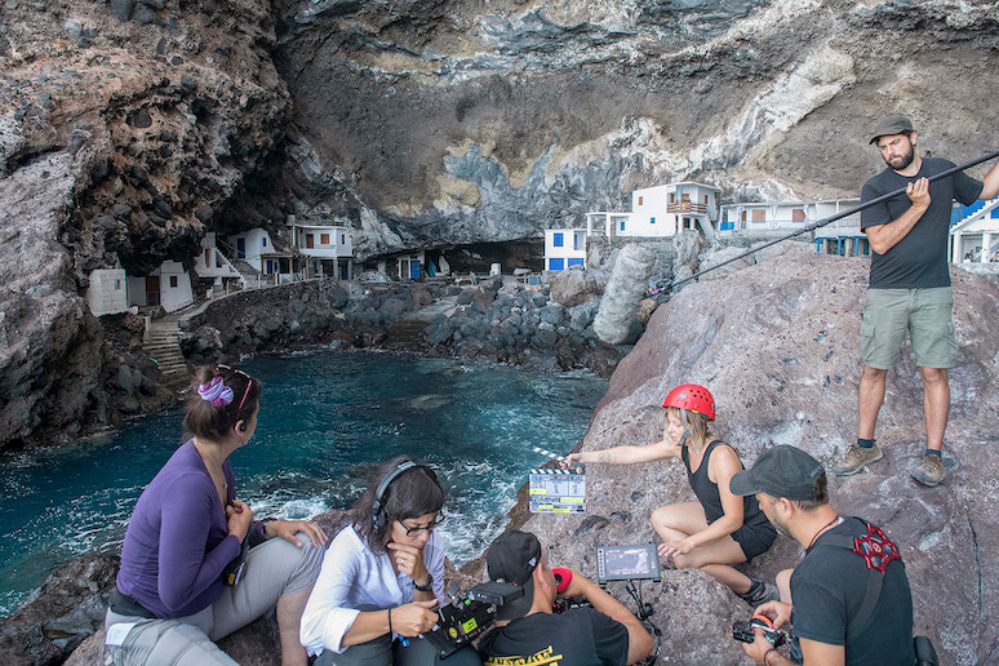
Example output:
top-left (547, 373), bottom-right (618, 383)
top-left (529, 446), bottom-right (586, 514)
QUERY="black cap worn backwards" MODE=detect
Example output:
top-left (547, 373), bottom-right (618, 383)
top-left (486, 530), bottom-right (542, 620)
top-left (730, 445), bottom-right (824, 501)
top-left (869, 114), bottom-right (914, 144)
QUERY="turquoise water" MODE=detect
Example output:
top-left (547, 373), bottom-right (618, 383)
top-left (0, 350), bottom-right (607, 617)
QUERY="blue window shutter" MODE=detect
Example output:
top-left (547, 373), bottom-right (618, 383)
top-left (553, 233), bottom-right (564, 247)
top-left (549, 258), bottom-right (565, 271)
top-left (650, 217), bottom-right (655, 224)
top-left (567, 258), bottom-right (584, 268)
top-left (620, 221), bottom-right (625, 231)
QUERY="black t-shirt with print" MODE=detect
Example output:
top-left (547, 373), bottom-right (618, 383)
top-left (860, 157), bottom-right (982, 289)
top-left (790, 516), bottom-right (915, 665)
top-left (478, 608), bottom-right (629, 666)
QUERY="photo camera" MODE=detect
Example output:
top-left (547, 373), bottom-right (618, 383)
top-left (426, 581), bottom-right (524, 659)
top-left (732, 614), bottom-right (786, 648)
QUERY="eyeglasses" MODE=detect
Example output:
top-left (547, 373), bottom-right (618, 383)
top-left (217, 364), bottom-right (254, 412)
top-left (397, 516), bottom-right (445, 537)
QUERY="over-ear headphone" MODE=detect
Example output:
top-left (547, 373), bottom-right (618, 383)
top-left (371, 460), bottom-right (427, 532)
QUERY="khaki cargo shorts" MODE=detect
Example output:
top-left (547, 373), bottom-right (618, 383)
top-left (860, 287), bottom-right (957, 369)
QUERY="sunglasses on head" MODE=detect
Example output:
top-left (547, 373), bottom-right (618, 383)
top-left (217, 364), bottom-right (254, 412)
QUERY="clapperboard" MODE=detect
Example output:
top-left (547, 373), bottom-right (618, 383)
top-left (529, 447), bottom-right (586, 514)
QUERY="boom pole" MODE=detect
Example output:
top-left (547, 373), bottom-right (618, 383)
top-left (660, 150), bottom-right (999, 296)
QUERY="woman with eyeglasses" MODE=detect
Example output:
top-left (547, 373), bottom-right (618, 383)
top-left (105, 365), bottom-right (327, 665)
top-left (300, 457), bottom-right (482, 666)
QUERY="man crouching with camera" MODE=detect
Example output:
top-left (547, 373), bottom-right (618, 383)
top-left (729, 445), bottom-right (917, 666)
top-left (477, 531), bottom-right (653, 666)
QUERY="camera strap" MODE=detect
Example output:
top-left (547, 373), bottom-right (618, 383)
top-left (812, 519), bottom-right (901, 637)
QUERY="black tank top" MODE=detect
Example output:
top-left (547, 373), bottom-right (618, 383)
top-left (682, 440), bottom-right (769, 527)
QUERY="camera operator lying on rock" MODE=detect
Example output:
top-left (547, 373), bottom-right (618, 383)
top-left (477, 530), bottom-right (653, 666)
top-left (730, 445), bottom-right (917, 666)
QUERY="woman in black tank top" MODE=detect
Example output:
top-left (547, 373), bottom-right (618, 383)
top-left (564, 385), bottom-right (778, 606)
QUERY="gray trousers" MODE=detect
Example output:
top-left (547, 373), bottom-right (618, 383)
top-left (315, 633), bottom-right (483, 666)
top-left (105, 532), bottom-right (323, 665)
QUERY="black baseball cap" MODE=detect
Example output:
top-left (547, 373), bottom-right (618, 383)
top-left (730, 445), bottom-right (825, 501)
top-left (486, 531), bottom-right (542, 620)
top-left (869, 114), bottom-right (914, 144)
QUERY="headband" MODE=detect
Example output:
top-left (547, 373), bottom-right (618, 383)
top-left (198, 376), bottom-right (234, 408)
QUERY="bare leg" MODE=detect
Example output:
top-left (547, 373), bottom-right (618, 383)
top-left (776, 569), bottom-right (793, 604)
top-left (919, 367), bottom-right (949, 452)
top-left (858, 365), bottom-right (888, 440)
top-left (651, 503), bottom-right (752, 594)
top-left (277, 586), bottom-right (313, 666)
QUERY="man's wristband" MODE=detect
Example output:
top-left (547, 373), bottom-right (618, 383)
top-left (763, 648), bottom-right (778, 666)
top-left (387, 608), bottom-right (393, 636)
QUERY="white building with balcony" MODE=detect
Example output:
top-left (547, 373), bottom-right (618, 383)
top-left (720, 198), bottom-right (866, 256)
top-left (290, 221), bottom-right (355, 280)
top-left (545, 182), bottom-right (721, 272)
top-left (195, 232), bottom-right (245, 293)
top-left (950, 198), bottom-right (999, 264)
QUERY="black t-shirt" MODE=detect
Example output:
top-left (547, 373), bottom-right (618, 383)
top-left (478, 608), bottom-right (630, 666)
top-left (860, 157), bottom-right (982, 289)
top-left (790, 517), bottom-right (915, 665)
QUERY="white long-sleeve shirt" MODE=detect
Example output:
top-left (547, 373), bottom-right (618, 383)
top-left (299, 524), bottom-right (446, 656)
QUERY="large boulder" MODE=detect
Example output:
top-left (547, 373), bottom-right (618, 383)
top-left (517, 252), bottom-right (999, 664)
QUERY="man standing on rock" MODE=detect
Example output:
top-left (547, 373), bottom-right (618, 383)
top-left (833, 114), bottom-right (999, 486)
top-left (732, 445), bottom-right (916, 665)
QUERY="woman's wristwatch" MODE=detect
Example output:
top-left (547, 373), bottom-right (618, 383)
top-left (413, 573), bottom-right (434, 591)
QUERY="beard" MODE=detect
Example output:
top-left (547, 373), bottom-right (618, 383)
top-left (883, 141), bottom-right (915, 170)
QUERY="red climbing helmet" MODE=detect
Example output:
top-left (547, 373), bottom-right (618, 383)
top-left (662, 384), bottom-right (715, 421)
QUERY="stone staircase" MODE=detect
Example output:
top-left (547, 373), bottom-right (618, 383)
top-left (144, 319), bottom-right (190, 390)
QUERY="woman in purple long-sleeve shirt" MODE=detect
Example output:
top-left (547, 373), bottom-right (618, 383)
top-left (105, 365), bottom-right (327, 665)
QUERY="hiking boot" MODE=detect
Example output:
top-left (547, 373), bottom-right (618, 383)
top-left (831, 443), bottom-right (883, 476)
top-left (911, 455), bottom-right (944, 487)
top-left (740, 581), bottom-right (779, 607)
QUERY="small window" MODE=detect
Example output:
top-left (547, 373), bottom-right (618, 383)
top-left (638, 196), bottom-right (644, 206)
top-left (752, 209), bottom-right (766, 222)
top-left (669, 193), bottom-right (675, 203)
top-left (704, 195), bottom-right (709, 204)
top-left (341, 234), bottom-right (346, 244)
top-left (114, 279), bottom-right (122, 290)
top-left (205, 249), bottom-right (211, 266)
top-left (620, 221), bottom-right (626, 231)
top-left (650, 217), bottom-right (656, 225)
top-left (169, 276), bottom-right (178, 288)
top-left (262, 237), bottom-right (267, 247)
top-left (682, 193), bottom-right (690, 203)
top-left (792, 208), bottom-right (806, 221)
top-left (553, 233), bottom-right (564, 247)
top-left (321, 233), bottom-right (330, 245)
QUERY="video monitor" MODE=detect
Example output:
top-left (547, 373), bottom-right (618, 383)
top-left (596, 544), bottom-right (660, 583)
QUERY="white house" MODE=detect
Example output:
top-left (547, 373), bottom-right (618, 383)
top-left (195, 232), bottom-right (245, 292)
top-left (720, 198), bottom-right (868, 257)
top-left (128, 260), bottom-right (194, 313)
top-left (228, 228), bottom-right (274, 273)
top-left (586, 182), bottom-right (721, 241)
top-left (545, 181), bottom-right (721, 272)
top-left (950, 197), bottom-right (999, 263)
top-left (544, 228), bottom-right (588, 271)
top-left (290, 221), bottom-right (354, 280)
top-left (85, 268), bottom-right (129, 316)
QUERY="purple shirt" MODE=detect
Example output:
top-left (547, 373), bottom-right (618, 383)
top-left (116, 440), bottom-right (265, 618)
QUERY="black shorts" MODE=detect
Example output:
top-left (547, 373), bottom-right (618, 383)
top-left (732, 522), bottom-right (778, 561)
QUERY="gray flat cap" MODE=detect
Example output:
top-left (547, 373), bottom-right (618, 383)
top-left (869, 114), bottom-right (914, 144)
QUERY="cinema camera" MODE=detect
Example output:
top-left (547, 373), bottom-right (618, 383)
top-left (426, 581), bottom-right (524, 659)
top-left (428, 544), bottom-right (664, 661)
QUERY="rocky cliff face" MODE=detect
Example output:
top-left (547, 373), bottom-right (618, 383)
top-left (267, 0), bottom-right (999, 255)
top-left (3, 2), bottom-right (998, 438)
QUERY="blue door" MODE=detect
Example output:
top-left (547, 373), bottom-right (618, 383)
top-left (549, 258), bottom-right (565, 271)
top-left (237, 238), bottom-right (246, 259)
top-left (410, 260), bottom-right (421, 279)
